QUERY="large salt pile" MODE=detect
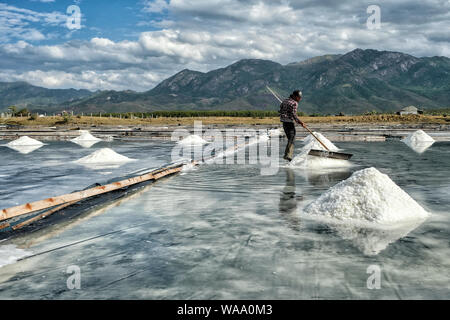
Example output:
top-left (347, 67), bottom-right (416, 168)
top-left (402, 130), bottom-right (435, 153)
top-left (177, 135), bottom-right (208, 145)
top-left (7, 136), bottom-right (43, 146)
top-left (75, 148), bottom-right (135, 164)
top-left (302, 132), bottom-right (340, 152)
top-left (304, 167), bottom-right (430, 225)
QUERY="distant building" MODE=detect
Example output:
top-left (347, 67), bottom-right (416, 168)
top-left (397, 106), bottom-right (423, 115)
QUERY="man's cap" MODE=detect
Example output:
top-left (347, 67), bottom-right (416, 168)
top-left (292, 90), bottom-right (303, 98)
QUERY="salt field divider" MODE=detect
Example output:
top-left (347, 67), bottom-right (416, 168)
top-left (0, 161), bottom-right (194, 224)
top-left (0, 133), bottom-right (268, 233)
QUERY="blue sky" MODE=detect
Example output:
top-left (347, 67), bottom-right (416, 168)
top-left (1, 0), bottom-right (166, 43)
top-left (0, 0), bottom-right (449, 91)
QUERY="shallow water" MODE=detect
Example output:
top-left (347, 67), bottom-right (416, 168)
top-left (0, 139), bottom-right (448, 299)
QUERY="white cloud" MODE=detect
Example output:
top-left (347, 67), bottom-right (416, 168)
top-left (143, 0), bottom-right (170, 13)
top-left (0, 3), bottom-right (67, 43)
top-left (0, 0), bottom-right (448, 91)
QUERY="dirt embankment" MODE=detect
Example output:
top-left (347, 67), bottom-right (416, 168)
top-left (1, 114), bottom-right (449, 128)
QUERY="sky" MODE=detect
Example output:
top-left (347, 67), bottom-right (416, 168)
top-left (0, 0), bottom-right (449, 92)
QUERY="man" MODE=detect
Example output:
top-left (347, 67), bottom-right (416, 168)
top-left (279, 90), bottom-right (305, 161)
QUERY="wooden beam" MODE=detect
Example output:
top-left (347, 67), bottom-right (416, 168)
top-left (1, 163), bottom-right (187, 223)
top-left (12, 200), bottom-right (78, 231)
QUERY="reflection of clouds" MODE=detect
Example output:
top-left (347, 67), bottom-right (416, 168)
top-left (7, 183), bottom-right (155, 250)
top-left (6, 144), bottom-right (43, 154)
top-left (404, 141), bottom-right (434, 154)
top-left (301, 213), bottom-right (427, 256)
top-left (332, 219), bottom-right (426, 256)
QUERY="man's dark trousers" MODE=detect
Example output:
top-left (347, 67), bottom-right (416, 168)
top-left (283, 122), bottom-right (296, 160)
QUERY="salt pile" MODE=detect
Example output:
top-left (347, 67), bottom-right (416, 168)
top-left (6, 136), bottom-right (44, 154)
top-left (0, 245), bottom-right (30, 268)
top-left (302, 132), bottom-right (340, 152)
top-left (403, 130), bottom-right (434, 145)
top-left (402, 130), bottom-right (435, 153)
top-left (7, 136), bottom-right (43, 146)
top-left (71, 130), bottom-right (102, 148)
top-left (75, 148), bottom-right (135, 164)
top-left (177, 135), bottom-right (208, 145)
top-left (304, 167), bottom-right (430, 225)
top-left (71, 130), bottom-right (102, 142)
top-left (268, 128), bottom-right (282, 137)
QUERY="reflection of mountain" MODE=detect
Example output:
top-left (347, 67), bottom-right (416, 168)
top-left (6, 144), bottom-right (43, 154)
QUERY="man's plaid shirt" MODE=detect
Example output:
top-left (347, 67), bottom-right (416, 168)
top-left (279, 98), bottom-right (300, 123)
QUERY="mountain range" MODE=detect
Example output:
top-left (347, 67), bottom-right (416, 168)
top-left (1, 48), bottom-right (449, 115)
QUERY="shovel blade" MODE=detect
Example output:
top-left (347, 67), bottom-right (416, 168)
top-left (308, 149), bottom-right (353, 160)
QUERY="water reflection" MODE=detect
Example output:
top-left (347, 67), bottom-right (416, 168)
top-left (329, 219), bottom-right (426, 256)
top-left (279, 168), bottom-right (301, 230)
top-left (305, 169), bottom-right (352, 187)
top-left (6, 144), bottom-right (43, 154)
top-left (404, 141), bottom-right (435, 154)
top-left (71, 140), bottom-right (100, 148)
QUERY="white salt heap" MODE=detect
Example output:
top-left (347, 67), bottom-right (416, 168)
top-left (177, 135), bottom-right (208, 145)
top-left (302, 132), bottom-right (340, 152)
top-left (71, 130), bottom-right (102, 148)
top-left (268, 128), bottom-right (282, 137)
top-left (0, 245), bottom-right (30, 268)
top-left (71, 130), bottom-right (102, 142)
top-left (7, 136), bottom-right (43, 146)
top-left (403, 130), bottom-right (434, 145)
top-left (75, 148), bottom-right (135, 164)
top-left (402, 130), bottom-right (435, 153)
top-left (304, 167), bottom-right (430, 225)
top-left (288, 133), bottom-right (350, 169)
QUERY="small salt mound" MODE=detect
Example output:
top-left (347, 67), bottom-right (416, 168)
top-left (0, 245), bottom-right (31, 268)
top-left (268, 128), bottom-right (282, 137)
top-left (75, 148), bottom-right (135, 164)
top-left (402, 130), bottom-right (435, 153)
top-left (71, 130), bottom-right (102, 142)
top-left (177, 135), bottom-right (208, 145)
top-left (302, 132), bottom-right (339, 152)
top-left (7, 136), bottom-right (43, 146)
top-left (403, 130), bottom-right (434, 145)
top-left (304, 167), bottom-right (430, 225)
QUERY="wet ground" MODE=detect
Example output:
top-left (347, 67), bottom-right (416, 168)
top-left (0, 139), bottom-right (448, 299)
